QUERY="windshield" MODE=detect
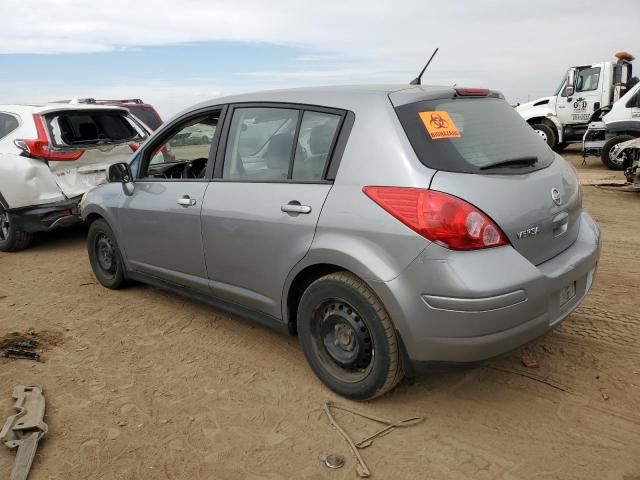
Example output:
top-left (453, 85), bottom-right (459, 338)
top-left (394, 97), bottom-right (554, 174)
top-left (555, 70), bottom-right (568, 96)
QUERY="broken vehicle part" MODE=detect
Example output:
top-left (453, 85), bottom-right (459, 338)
top-left (323, 401), bottom-right (423, 477)
top-left (0, 386), bottom-right (48, 480)
top-left (320, 454), bottom-right (345, 469)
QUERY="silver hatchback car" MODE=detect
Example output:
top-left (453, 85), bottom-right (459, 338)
top-left (81, 85), bottom-right (600, 399)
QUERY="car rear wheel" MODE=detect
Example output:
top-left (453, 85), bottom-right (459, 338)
top-left (88, 219), bottom-right (126, 289)
top-left (297, 272), bottom-right (404, 400)
top-left (0, 201), bottom-right (34, 252)
top-left (531, 123), bottom-right (557, 149)
top-left (601, 135), bottom-right (636, 170)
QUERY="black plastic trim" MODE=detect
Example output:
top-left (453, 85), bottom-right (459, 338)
top-left (127, 270), bottom-right (290, 335)
top-left (6, 196), bottom-right (82, 233)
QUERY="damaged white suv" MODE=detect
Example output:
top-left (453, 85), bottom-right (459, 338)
top-left (0, 104), bottom-right (149, 251)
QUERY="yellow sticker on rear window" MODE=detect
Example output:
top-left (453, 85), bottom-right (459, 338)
top-left (418, 111), bottom-right (461, 139)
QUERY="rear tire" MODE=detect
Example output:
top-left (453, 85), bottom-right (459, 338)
top-left (297, 272), bottom-right (404, 400)
top-left (601, 135), bottom-right (636, 170)
top-left (88, 219), bottom-right (126, 289)
top-left (531, 123), bottom-right (557, 149)
top-left (0, 200), bottom-right (34, 252)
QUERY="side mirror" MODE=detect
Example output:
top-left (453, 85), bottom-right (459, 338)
top-left (565, 68), bottom-right (576, 97)
top-left (107, 163), bottom-right (132, 183)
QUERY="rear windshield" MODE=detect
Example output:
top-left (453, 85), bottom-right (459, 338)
top-left (395, 97), bottom-right (554, 174)
top-left (45, 110), bottom-right (147, 147)
top-left (126, 105), bottom-right (162, 130)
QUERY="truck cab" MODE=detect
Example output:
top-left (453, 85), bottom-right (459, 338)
top-left (516, 52), bottom-right (635, 150)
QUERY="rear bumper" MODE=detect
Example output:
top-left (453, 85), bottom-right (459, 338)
top-left (7, 197), bottom-right (82, 233)
top-left (372, 212), bottom-right (601, 365)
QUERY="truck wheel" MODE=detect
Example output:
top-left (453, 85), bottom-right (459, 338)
top-left (88, 219), bottom-right (126, 289)
top-left (531, 123), bottom-right (557, 149)
top-left (601, 135), bottom-right (636, 170)
top-left (297, 272), bottom-right (404, 400)
top-left (0, 201), bottom-right (34, 252)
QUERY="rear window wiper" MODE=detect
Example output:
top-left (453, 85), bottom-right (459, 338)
top-left (480, 156), bottom-right (538, 170)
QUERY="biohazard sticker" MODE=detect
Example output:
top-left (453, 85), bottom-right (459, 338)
top-left (419, 111), bottom-right (460, 139)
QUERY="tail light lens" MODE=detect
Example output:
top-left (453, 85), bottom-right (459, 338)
top-left (14, 115), bottom-right (84, 161)
top-left (129, 142), bottom-right (141, 152)
top-left (363, 187), bottom-right (509, 250)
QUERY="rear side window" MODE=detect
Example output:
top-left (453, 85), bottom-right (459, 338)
top-left (45, 111), bottom-right (147, 146)
top-left (293, 111), bottom-right (341, 181)
top-left (126, 105), bottom-right (162, 130)
top-left (0, 113), bottom-right (19, 140)
top-left (395, 98), bottom-right (554, 174)
top-left (223, 107), bottom-right (342, 182)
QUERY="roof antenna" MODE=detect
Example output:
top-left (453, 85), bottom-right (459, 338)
top-left (410, 48), bottom-right (439, 85)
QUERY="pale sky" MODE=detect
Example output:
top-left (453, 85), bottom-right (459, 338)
top-left (0, 0), bottom-right (638, 117)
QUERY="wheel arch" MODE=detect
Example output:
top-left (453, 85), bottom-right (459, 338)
top-left (527, 116), bottom-right (563, 143)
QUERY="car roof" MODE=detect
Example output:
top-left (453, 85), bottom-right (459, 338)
top-left (0, 103), bottom-right (129, 115)
top-left (181, 84), bottom-right (458, 116)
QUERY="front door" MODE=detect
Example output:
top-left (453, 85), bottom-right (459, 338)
top-left (557, 65), bottom-right (604, 125)
top-left (118, 109), bottom-right (222, 292)
top-left (201, 105), bottom-right (344, 317)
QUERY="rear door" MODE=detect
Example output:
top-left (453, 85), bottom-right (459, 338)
top-left (43, 109), bottom-right (148, 198)
top-left (393, 94), bottom-right (581, 265)
top-left (201, 104), bottom-right (345, 317)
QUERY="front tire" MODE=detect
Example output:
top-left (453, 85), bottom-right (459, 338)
top-left (601, 135), bottom-right (635, 170)
top-left (0, 201), bottom-right (33, 252)
top-left (88, 219), bottom-right (126, 289)
top-left (531, 123), bottom-right (557, 149)
top-left (297, 272), bottom-right (404, 400)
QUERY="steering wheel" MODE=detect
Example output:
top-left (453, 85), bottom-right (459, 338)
top-left (182, 157), bottom-right (208, 179)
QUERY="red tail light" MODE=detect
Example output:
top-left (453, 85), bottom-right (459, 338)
top-left (129, 142), bottom-right (141, 152)
top-left (455, 88), bottom-right (490, 97)
top-left (14, 115), bottom-right (84, 161)
top-left (363, 187), bottom-right (509, 250)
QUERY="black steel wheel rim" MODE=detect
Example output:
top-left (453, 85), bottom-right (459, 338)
top-left (95, 233), bottom-right (116, 274)
top-left (311, 299), bottom-right (374, 383)
top-left (0, 206), bottom-right (9, 241)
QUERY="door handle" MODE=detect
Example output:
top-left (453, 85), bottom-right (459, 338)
top-left (177, 195), bottom-right (197, 207)
top-left (281, 201), bottom-right (311, 214)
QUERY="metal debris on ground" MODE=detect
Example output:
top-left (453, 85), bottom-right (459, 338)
top-left (323, 401), bottom-right (424, 477)
top-left (320, 454), bottom-right (345, 469)
top-left (1, 386), bottom-right (48, 480)
top-left (2, 339), bottom-right (41, 362)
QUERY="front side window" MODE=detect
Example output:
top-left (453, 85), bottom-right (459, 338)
top-left (0, 113), bottom-right (19, 140)
top-left (142, 114), bottom-right (219, 179)
top-left (575, 67), bottom-right (601, 92)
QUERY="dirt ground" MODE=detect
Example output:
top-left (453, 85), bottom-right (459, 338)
top-left (1, 147), bottom-right (639, 479)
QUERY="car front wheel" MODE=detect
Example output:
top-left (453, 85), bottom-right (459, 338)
top-left (0, 201), bottom-right (33, 252)
top-left (297, 272), bottom-right (404, 400)
top-left (88, 219), bottom-right (126, 289)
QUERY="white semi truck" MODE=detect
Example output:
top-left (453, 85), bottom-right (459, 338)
top-left (516, 52), bottom-right (636, 159)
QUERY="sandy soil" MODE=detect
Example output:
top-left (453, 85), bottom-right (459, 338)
top-left (1, 148), bottom-right (639, 479)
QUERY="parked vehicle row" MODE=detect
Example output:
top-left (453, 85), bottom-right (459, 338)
top-left (79, 85), bottom-right (601, 399)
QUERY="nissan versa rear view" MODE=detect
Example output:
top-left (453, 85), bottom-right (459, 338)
top-left (80, 85), bottom-right (600, 400)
